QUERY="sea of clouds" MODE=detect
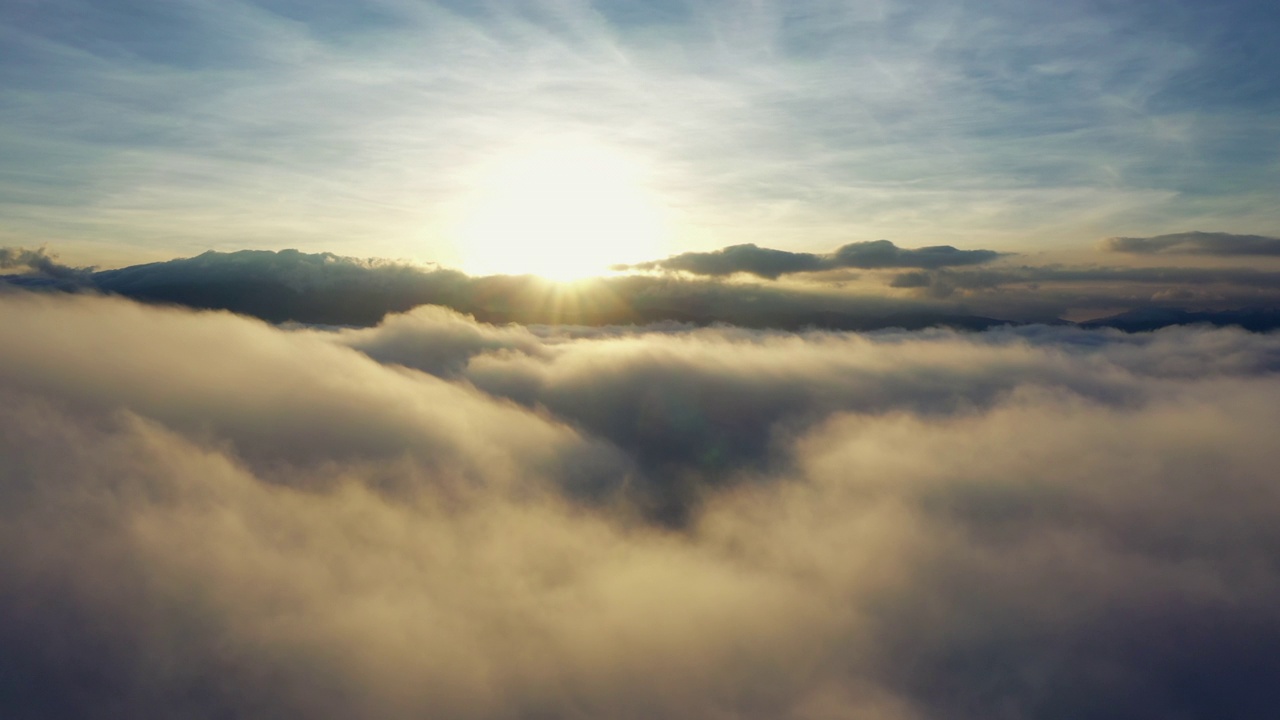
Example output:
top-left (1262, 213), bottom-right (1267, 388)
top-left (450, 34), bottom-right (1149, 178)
top-left (4, 291), bottom-right (1280, 719)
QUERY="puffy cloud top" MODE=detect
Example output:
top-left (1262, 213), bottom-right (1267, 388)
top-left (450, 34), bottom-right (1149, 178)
top-left (5, 289), bottom-right (1280, 718)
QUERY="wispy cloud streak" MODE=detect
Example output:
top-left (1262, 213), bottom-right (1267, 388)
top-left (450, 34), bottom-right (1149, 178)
top-left (3, 1), bottom-right (1278, 260)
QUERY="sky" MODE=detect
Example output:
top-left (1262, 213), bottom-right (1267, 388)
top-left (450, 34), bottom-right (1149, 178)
top-left (3, 0), bottom-right (1279, 274)
top-left (6, 4), bottom-right (1280, 718)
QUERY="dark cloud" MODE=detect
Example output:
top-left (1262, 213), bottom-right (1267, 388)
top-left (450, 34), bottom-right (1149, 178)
top-left (5, 291), bottom-right (1280, 718)
top-left (887, 269), bottom-right (934, 289)
top-left (886, 264), bottom-right (1280, 327)
top-left (1081, 306), bottom-right (1280, 332)
top-left (620, 240), bottom-right (1007, 278)
top-left (831, 239), bottom-right (1006, 269)
top-left (621, 243), bottom-right (826, 279)
top-left (0, 246), bottom-right (92, 285)
top-left (893, 265), bottom-right (1280, 293)
top-left (1103, 231), bottom-right (1280, 256)
top-left (2, 247), bottom-right (1016, 330)
top-left (90, 248), bottom-right (473, 326)
top-left (10, 246), bottom-right (1280, 334)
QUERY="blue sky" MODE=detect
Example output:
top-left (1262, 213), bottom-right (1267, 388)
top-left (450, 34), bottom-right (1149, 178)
top-left (2, 0), bottom-right (1278, 270)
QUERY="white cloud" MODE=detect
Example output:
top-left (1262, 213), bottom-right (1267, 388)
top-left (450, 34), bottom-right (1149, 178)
top-left (4, 291), bottom-right (1280, 717)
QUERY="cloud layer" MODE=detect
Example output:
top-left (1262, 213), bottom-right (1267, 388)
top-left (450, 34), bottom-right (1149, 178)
top-left (12, 244), bottom-right (1280, 331)
top-left (3, 246), bottom-right (1017, 329)
top-left (1103, 231), bottom-right (1280, 256)
top-left (621, 240), bottom-right (1006, 278)
top-left (5, 289), bottom-right (1280, 718)
top-left (0, 246), bottom-right (90, 283)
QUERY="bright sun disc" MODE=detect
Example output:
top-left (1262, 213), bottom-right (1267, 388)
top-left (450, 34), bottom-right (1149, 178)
top-left (452, 140), bottom-right (667, 280)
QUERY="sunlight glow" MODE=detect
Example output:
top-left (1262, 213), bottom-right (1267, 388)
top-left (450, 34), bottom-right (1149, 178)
top-left (452, 139), bottom-right (669, 280)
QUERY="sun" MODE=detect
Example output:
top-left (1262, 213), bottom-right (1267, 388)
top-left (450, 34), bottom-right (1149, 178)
top-left (451, 138), bottom-right (669, 280)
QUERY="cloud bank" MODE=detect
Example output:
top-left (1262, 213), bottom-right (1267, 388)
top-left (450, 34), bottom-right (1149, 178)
top-left (621, 240), bottom-right (1006, 279)
top-left (2, 247), bottom-right (1015, 330)
top-left (1103, 231), bottom-right (1280, 256)
top-left (5, 289), bottom-right (1280, 718)
top-left (9, 245), bottom-right (1280, 331)
top-left (0, 246), bottom-right (90, 283)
